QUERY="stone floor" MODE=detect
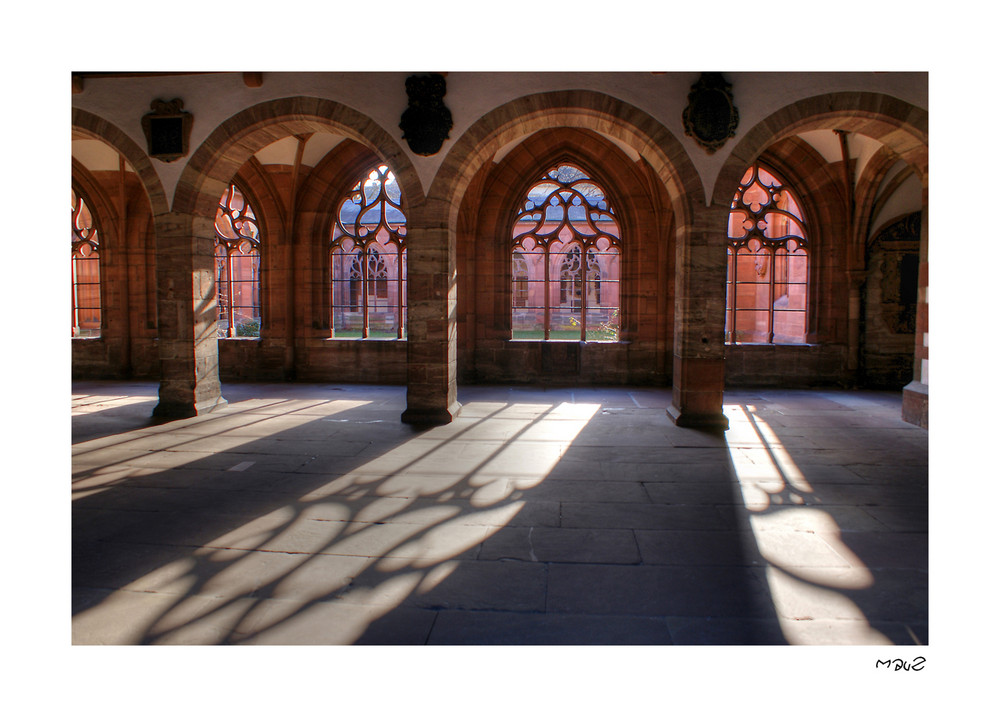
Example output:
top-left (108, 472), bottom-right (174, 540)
top-left (71, 381), bottom-right (928, 645)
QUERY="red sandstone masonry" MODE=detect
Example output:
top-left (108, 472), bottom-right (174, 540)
top-left (72, 81), bottom-right (929, 427)
top-left (457, 127), bottom-right (676, 386)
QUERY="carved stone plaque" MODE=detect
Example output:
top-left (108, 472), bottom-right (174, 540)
top-left (141, 98), bottom-right (193, 162)
top-left (399, 73), bottom-right (453, 156)
top-left (682, 72), bottom-right (739, 154)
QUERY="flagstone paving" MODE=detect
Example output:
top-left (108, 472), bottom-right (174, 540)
top-left (71, 381), bottom-right (928, 645)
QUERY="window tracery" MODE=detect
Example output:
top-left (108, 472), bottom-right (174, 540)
top-left (71, 189), bottom-right (101, 337)
top-left (215, 183), bottom-right (262, 337)
top-left (330, 165), bottom-right (406, 339)
top-left (726, 163), bottom-right (809, 344)
top-left (511, 164), bottom-right (620, 341)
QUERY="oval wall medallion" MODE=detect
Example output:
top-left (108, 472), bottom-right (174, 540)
top-left (682, 72), bottom-right (739, 154)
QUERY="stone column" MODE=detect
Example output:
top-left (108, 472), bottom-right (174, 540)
top-left (666, 203), bottom-right (730, 430)
top-left (846, 270), bottom-right (866, 377)
top-left (902, 200), bottom-right (928, 428)
top-left (401, 200), bottom-right (461, 426)
top-left (152, 211), bottom-right (227, 418)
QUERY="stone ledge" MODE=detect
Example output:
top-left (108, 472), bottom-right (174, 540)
top-left (901, 380), bottom-right (928, 428)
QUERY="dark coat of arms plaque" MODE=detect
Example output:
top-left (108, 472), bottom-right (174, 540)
top-left (682, 72), bottom-right (740, 154)
top-left (399, 73), bottom-right (453, 156)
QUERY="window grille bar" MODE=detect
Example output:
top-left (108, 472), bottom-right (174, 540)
top-left (726, 249), bottom-right (737, 343)
top-left (361, 247), bottom-right (370, 339)
top-left (543, 244), bottom-right (551, 341)
top-left (72, 258), bottom-right (81, 336)
top-left (767, 249), bottom-right (775, 343)
top-left (578, 254), bottom-right (588, 340)
top-left (397, 270), bottom-right (404, 340)
top-left (225, 251), bottom-right (236, 338)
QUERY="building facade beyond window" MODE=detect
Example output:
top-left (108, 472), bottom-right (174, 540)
top-left (726, 163), bottom-right (809, 344)
top-left (511, 164), bottom-right (621, 341)
top-left (330, 164), bottom-right (407, 339)
top-left (71, 189), bottom-right (101, 337)
top-left (215, 183), bottom-right (262, 338)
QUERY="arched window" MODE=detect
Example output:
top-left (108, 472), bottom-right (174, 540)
top-left (71, 189), bottom-right (101, 337)
top-left (330, 164), bottom-right (406, 339)
top-left (726, 163), bottom-right (808, 344)
top-left (511, 164), bottom-right (621, 341)
top-left (215, 183), bottom-right (262, 338)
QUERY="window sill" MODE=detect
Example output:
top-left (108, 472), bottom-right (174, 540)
top-left (326, 337), bottom-right (407, 342)
top-left (508, 339), bottom-right (628, 345)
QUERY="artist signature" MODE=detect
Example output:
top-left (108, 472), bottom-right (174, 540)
top-left (875, 657), bottom-right (925, 672)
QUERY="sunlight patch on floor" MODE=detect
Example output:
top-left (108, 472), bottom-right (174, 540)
top-left (724, 403), bottom-right (891, 645)
top-left (73, 400), bottom-right (601, 644)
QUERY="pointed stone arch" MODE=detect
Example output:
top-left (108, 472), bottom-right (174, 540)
top-left (151, 97), bottom-right (421, 417)
top-left (173, 96), bottom-right (423, 218)
top-left (713, 92), bottom-right (927, 208)
top-left (430, 89), bottom-right (702, 229)
top-left (72, 108), bottom-right (170, 219)
top-left (402, 90), bottom-right (698, 424)
top-left (711, 92), bottom-right (929, 426)
top-left (456, 126), bottom-right (675, 385)
top-left (71, 118), bottom-right (163, 379)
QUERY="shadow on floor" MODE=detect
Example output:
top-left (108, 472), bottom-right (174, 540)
top-left (71, 382), bottom-right (927, 645)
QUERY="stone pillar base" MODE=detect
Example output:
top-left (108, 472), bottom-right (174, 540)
top-left (401, 401), bottom-right (462, 428)
top-left (902, 380), bottom-right (928, 428)
top-left (666, 403), bottom-right (730, 431)
top-left (153, 395), bottom-right (229, 421)
top-left (668, 355), bottom-right (729, 430)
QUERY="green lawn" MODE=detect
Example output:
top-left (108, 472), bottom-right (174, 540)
top-left (331, 330), bottom-right (404, 339)
top-left (329, 329), bottom-right (618, 341)
top-left (512, 329), bottom-right (618, 342)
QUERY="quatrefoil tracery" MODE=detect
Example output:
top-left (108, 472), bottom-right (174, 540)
top-left (512, 165), bottom-right (620, 253)
top-left (728, 164), bottom-right (807, 253)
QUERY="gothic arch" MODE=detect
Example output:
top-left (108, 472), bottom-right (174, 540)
top-left (855, 145), bottom-right (920, 249)
top-left (296, 140), bottom-right (394, 222)
top-left (713, 92), bottom-right (928, 208)
top-left (227, 160), bottom-right (282, 306)
top-left (172, 97), bottom-right (423, 220)
top-left (71, 108), bottom-right (170, 218)
top-left (473, 128), bottom-right (660, 249)
top-left (70, 139), bottom-right (160, 378)
top-left (71, 159), bottom-right (118, 255)
top-left (711, 92), bottom-right (928, 400)
top-left (231, 158), bottom-right (283, 242)
top-left (429, 89), bottom-right (702, 230)
top-left (456, 126), bottom-right (675, 384)
top-left (751, 137), bottom-right (852, 344)
top-left (290, 140), bottom-right (406, 340)
top-left (70, 163), bottom-right (112, 342)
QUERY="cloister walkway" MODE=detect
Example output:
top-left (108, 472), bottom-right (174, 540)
top-left (71, 381), bottom-right (928, 645)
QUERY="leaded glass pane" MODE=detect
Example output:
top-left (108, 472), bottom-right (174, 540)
top-left (511, 163), bottom-right (622, 342)
top-left (330, 165), bottom-right (406, 339)
top-left (72, 190), bottom-right (101, 337)
top-left (726, 163), bottom-right (809, 344)
top-left (215, 184), bottom-right (262, 338)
